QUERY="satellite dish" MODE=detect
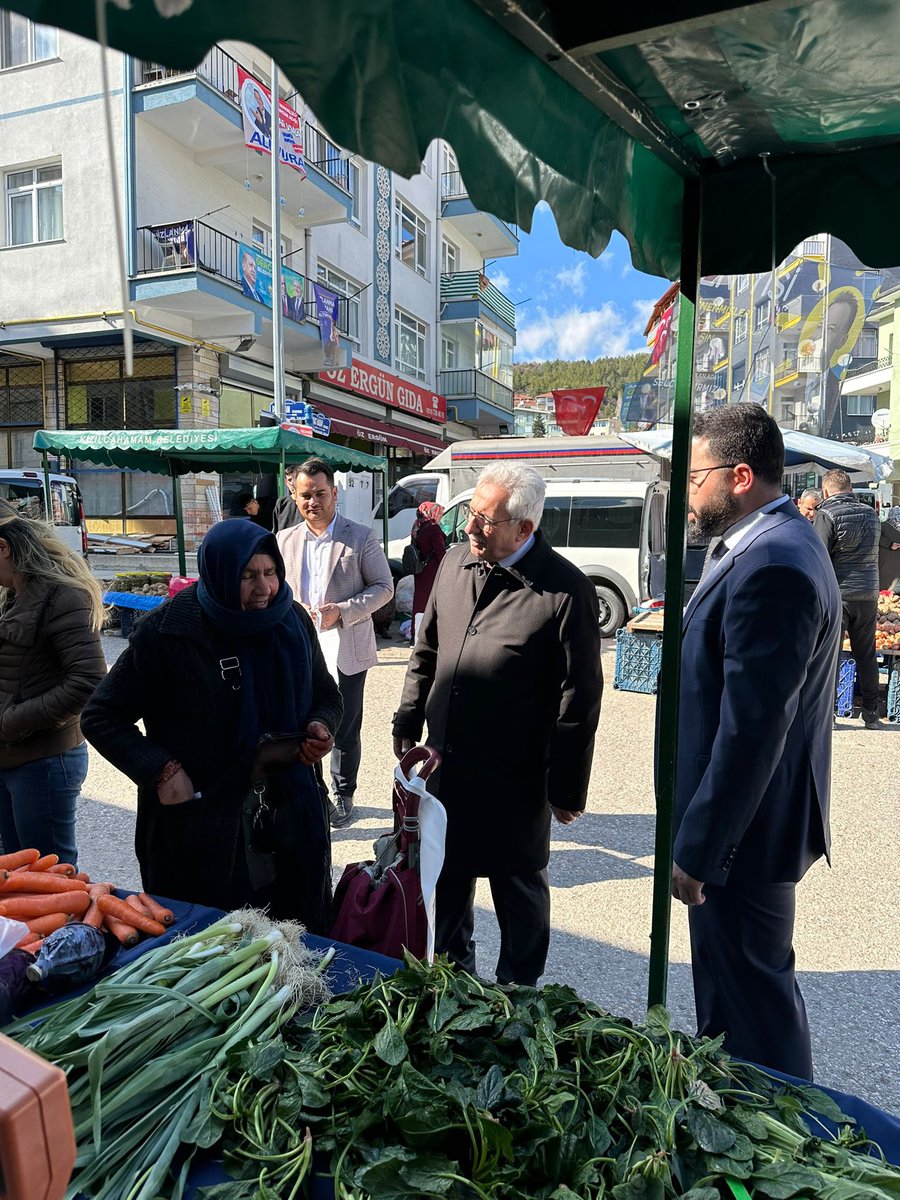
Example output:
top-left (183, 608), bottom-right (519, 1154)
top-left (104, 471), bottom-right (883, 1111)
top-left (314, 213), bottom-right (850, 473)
top-left (713, 387), bottom-right (727, 400)
top-left (871, 408), bottom-right (891, 431)
top-left (812, 279), bottom-right (826, 293)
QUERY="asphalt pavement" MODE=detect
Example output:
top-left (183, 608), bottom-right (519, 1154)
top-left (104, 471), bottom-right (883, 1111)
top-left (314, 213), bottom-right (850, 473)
top-left (79, 631), bottom-right (900, 1116)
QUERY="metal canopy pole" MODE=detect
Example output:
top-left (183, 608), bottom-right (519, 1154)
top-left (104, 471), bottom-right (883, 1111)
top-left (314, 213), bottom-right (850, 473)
top-left (270, 57), bottom-right (286, 424)
top-left (41, 451), bottom-right (52, 522)
top-left (381, 466), bottom-right (389, 557)
top-left (647, 177), bottom-right (702, 1009)
top-left (171, 463), bottom-right (187, 578)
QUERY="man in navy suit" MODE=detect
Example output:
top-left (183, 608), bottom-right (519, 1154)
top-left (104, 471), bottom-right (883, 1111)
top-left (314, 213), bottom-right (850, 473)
top-left (672, 403), bottom-right (841, 1079)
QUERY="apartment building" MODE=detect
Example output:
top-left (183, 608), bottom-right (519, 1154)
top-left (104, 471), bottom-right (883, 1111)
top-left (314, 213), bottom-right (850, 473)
top-left (0, 16), bottom-right (519, 541)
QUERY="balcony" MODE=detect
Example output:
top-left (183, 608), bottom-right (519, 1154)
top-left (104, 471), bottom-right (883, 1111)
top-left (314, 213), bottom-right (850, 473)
top-left (439, 171), bottom-right (519, 260)
top-left (440, 271), bottom-right (516, 335)
top-left (134, 51), bottom-right (351, 228)
top-left (841, 353), bottom-right (896, 397)
top-left (439, 368), bottom-right (514, 432)
top-left (131, 219), bottom-right (350, 371)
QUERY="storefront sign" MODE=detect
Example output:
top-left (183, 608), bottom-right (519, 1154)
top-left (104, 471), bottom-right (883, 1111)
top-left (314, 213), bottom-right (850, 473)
top-left (320, 359), bottom-right (446, 423)
top-left (237, 67), bottom-right (306, 176)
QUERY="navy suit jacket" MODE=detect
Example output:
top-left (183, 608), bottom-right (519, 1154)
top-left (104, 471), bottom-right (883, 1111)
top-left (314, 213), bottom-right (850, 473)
top-left (673, 501), bottom-right (841, 887)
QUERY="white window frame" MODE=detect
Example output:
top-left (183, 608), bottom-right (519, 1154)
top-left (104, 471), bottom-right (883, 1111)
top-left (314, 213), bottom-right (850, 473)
top-left (348, 160), bottom-right (362, 228)
top-left (317, 262), bottom-right (361, 348)
top-left (394, 198), bottom-right (428, 277)
top-left (441, 237), bottom-right (458, 276)
top-left (734, 274), bottom-right (750, 294)
top-left (734, 312), bottom-right (748, 344)
top-left (754, 298), bottom-right (771, 330)
top-left (250, 221), bottom-right (289, 262)
top-left (0, 13), bottom-right (58, 70)
top-left (4, 160), bottom-right (62, 247)
top-left (441, 336), bottom-right (458, 370)
top-left (394, 307), bottom-right (427, 381)
top-left (846, 395), bottom-right (876, 417)
top-left (752, 348), bottom-right (770, 381)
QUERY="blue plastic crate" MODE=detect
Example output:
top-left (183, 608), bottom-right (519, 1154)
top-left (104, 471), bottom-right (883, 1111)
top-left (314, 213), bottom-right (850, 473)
top-left (887, 659), bottom-right (900, 722)
top-left (613, 628), bottom-right (663, 694)
top-left (834, 652), bottom-right (857, 717)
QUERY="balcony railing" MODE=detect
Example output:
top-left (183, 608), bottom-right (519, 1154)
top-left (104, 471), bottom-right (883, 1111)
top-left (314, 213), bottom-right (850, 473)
top-left (137, 53), bottom-right (349, 194)
top-left (843, 353), bottom-right (895, 380)
top-left (440, 171), bottom-right (518, 237)
top-left (134, 219), bottom-right (349, 330)
top-left (439, 368), bottom-right (513, 412)
top-left (440, 271), bottom-right (516, 329)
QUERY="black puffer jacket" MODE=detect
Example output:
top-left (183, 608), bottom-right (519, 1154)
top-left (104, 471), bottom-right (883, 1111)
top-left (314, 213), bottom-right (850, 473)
top-left (814, 493), bottom-right (880, 600)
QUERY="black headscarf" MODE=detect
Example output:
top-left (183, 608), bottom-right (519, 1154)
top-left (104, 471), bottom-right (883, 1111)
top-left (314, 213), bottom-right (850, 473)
top-left (196, 519), bottom-right (312, 766)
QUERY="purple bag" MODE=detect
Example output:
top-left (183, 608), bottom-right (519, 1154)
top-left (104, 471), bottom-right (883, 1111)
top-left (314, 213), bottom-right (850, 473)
top-left (329, 746), bottom-right (440, 960)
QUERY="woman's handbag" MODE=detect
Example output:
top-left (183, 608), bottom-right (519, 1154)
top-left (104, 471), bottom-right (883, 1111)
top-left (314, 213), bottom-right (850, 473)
top-left (329, 746), bottom-right (443, 961)
top-left (241, 733), bottom-right (310, 888)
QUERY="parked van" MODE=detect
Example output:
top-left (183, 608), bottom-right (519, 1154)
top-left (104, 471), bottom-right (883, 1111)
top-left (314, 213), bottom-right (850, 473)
top-left (438, 480), bottom-right (658, 636)
top-left (0, 470), bottom-right (88, 556)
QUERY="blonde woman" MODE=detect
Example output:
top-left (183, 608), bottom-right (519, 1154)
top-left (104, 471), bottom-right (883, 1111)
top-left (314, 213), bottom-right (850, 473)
top-left (0, 500), bottom-right (105, 868)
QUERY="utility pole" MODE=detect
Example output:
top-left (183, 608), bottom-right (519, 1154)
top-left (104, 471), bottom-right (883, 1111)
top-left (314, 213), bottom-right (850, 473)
top-left (270, 57), bottom-right (286, 423)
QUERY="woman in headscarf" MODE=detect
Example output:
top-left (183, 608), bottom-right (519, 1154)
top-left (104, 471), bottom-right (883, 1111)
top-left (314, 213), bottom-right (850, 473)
top-left (0, 501), bottom-right (105, 869)
top-left (82, 520), bottom-right (342, 930)
top-left (410, 501), bottom-right (447, 630)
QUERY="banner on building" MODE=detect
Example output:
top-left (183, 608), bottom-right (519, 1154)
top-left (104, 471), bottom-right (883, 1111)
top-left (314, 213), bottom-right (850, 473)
top-left (149, 222), bottom-right (195, 268)
top-left (551, 387), bottom-right (606, 436)
top-left (238, 242), bottom-right (304, 323)
top-left (621, 380), bottom-right (659, 427)
top-left (237, 67), bottom-right (306, 177)
top-left (313, 284), bottom-right (342, 368)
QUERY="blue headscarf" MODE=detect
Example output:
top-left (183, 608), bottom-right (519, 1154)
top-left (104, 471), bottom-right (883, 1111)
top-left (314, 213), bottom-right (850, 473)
top-left (196, 519), bottom-right (313, 764)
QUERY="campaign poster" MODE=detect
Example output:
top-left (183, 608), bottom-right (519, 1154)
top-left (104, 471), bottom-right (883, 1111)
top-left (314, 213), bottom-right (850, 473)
top-left (281, 266), bottom-right (306, 324)
top-left (150, 221), bottom-right (195, 267)
top-left (313, 283), bottom-right (342, 368)
top-left (238, 243), bottom-right (273, 306)
top-left (621, 379), bottom-right (659, 427)
top-left (237, 67), bottom-right (306, 177)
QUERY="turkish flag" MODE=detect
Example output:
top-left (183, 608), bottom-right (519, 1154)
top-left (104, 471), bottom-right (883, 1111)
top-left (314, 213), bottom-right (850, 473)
top-left (650, 304), bottom-right (674, 365)
top-left (551, 387), bottom-right (606, 436)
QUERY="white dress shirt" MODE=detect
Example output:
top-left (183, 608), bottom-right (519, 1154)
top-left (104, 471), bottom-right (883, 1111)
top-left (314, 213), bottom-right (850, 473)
top-left (498, 532), bottom-right (535, 569)
top-left (300, 516), bottom-right (337, 608)
top-left (720, 494), bottom-right (791, 559)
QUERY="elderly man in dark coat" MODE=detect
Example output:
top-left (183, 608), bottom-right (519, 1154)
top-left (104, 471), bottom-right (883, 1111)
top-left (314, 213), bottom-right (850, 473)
top-left (392, 463), bottom-right (603, 986)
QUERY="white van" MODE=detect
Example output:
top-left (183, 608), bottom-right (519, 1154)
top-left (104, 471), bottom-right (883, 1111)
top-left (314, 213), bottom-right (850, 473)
top-left (438, 480), bottom-right (656, 637)
top-left (0, 470), bottom-right (88, 556)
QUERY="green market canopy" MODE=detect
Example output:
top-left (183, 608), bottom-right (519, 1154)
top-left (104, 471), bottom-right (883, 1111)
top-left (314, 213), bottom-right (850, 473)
top-left (10, 0), bottom-right (900, 277)
top-left (33, 426), bottom-right (387, 476)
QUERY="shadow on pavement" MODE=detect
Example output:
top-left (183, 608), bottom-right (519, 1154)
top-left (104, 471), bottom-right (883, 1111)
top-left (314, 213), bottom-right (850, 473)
top-left (555, 811), bottom-right (657, 856)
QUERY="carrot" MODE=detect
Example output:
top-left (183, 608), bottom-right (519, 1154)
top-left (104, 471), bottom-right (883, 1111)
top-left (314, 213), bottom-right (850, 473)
top-left (23, 913), bottom-right (69, 938)
top-left (18, 939), bottom-right (43, 955)
top-left (102, 913), bottom-right (139, 948)
top-left (0, 892), bottom-right (90, 920)
top-left (48, 863), bottom-right (77, 877)
top-left (0, 848), bottom-right (39, 872)
top-left (125, 894), bottom-right (153, 919)
top-left (74, 871), bottom-right (91, 883)
top-left (138, 893), bottom-right (175, 927)
top-left (98, 895), bottom-right (165, 938)
top-left (88, 882), bottom-right (113, 900)
top-left (83, 900), bottom-right (104, 929)
top-left (15, 853), bottom-right (59, 873)
top-left (0, 872), bottom-right (87, 895)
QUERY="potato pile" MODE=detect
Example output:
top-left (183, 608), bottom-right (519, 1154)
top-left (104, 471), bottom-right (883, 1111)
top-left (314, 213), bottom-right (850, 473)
top-left (112, 572), bottom-right (171, 597)
top-left (876, 592), bottom-right (900, 650)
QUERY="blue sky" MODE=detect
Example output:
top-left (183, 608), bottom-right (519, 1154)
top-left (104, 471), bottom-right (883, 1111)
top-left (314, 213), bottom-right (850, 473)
top-left (485, 203), bottom-right (668, 363)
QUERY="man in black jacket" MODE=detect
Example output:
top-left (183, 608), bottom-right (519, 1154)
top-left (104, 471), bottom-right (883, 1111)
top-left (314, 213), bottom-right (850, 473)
top-left (815, 469), bottom-right (882, 728)
top-left (392, 463), bottom-right (602, 986)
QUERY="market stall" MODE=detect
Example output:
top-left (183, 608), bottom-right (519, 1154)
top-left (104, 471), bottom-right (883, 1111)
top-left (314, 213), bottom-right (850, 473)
top-left (32, 428), bottom-right (389, 576)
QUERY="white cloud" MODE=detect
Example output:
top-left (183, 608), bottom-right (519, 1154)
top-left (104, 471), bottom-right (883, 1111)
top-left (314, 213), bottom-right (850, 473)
top-left (554, 261), bottom-right (587, 297)
top-left (598, 251), bottom-right (615, 271)
top-left (488, 268), bottom-right (511, 294)
top-left (517, 299), bottom-right (656, 361)
top-left (621, 261), bottom-right (634, 279)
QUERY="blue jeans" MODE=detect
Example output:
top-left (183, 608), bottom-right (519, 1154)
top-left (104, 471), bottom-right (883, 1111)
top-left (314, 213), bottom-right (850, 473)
top-left (0, 743), bottom-right (88, 869)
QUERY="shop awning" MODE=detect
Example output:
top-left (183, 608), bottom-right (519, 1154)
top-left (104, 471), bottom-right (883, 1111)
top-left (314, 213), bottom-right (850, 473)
top-left (11, 1), bottom-right (900, 278)
top-left (315, 404), bottom-right (447, 456)
top-left (33, 426), bottom-right (387, 476)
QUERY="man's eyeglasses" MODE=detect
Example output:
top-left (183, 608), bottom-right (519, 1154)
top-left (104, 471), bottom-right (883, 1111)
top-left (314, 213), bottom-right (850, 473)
top-left (688, 463), bottom-right (738, 489)
top-left (460, 502), bottom-right (517, 532)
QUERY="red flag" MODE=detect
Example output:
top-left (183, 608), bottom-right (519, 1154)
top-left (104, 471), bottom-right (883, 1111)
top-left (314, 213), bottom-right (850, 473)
top-left (650, 304), bottom-right (674, 365)
top-left (551, 387), bottom-right (606, 437)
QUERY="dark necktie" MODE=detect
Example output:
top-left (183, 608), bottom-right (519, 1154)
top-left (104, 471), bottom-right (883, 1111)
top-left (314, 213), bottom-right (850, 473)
top-left (699, 536), bottom-right (727, 584)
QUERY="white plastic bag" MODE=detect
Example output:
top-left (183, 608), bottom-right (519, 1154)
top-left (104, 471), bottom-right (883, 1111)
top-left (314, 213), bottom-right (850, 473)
top-left (393, 759), bottom-right (447, 963)
top-left (0, 915), bottom-right (30, 961)
top-left (394, 575), bottom-right (415, 616)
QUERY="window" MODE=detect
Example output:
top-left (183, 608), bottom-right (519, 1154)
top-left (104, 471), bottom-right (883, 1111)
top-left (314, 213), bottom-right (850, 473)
top-left (854, 331), bottom-right (878, 358)
top-left (441, 336), bottom-right (458, 370)
top-left (781, 402), bottom-right (796, 423)
top-left (733, 313), bottom-right (748, 344)
top-left (568, 497), bottom-right (643, 550)
top-left (317, 262), bottom-right (361, 346)
top-left (0, 361), bottom-right (43, 467)
top-left (348, 160), bottom-right (362, 227)
top-left (441, 237), bottom-right (458, 276)
top-left (540, 497), bottom-right (571, 548)
top-left (846, 395), bottom-right (876, 416)
top-left (65, 353), bottom-right (176, 430)
top-left (394, 199), bottom-right (428, 276)
top-left (752, 348), bottom-right (770, 381)
top-left (5, 162), bottom-right (62, 246)
top-left (394, 308), bottom-right (427, 380)
top-left (440, 143), bottom-right (460, 198)
top-left (754, 298), bottom-right (771, 330)
top-left (250, 222), bottom-right (289, 261)
top-left (734, 274), bottom-right (750, 294)
top-left (0, 13), bottom-right (57, 69)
